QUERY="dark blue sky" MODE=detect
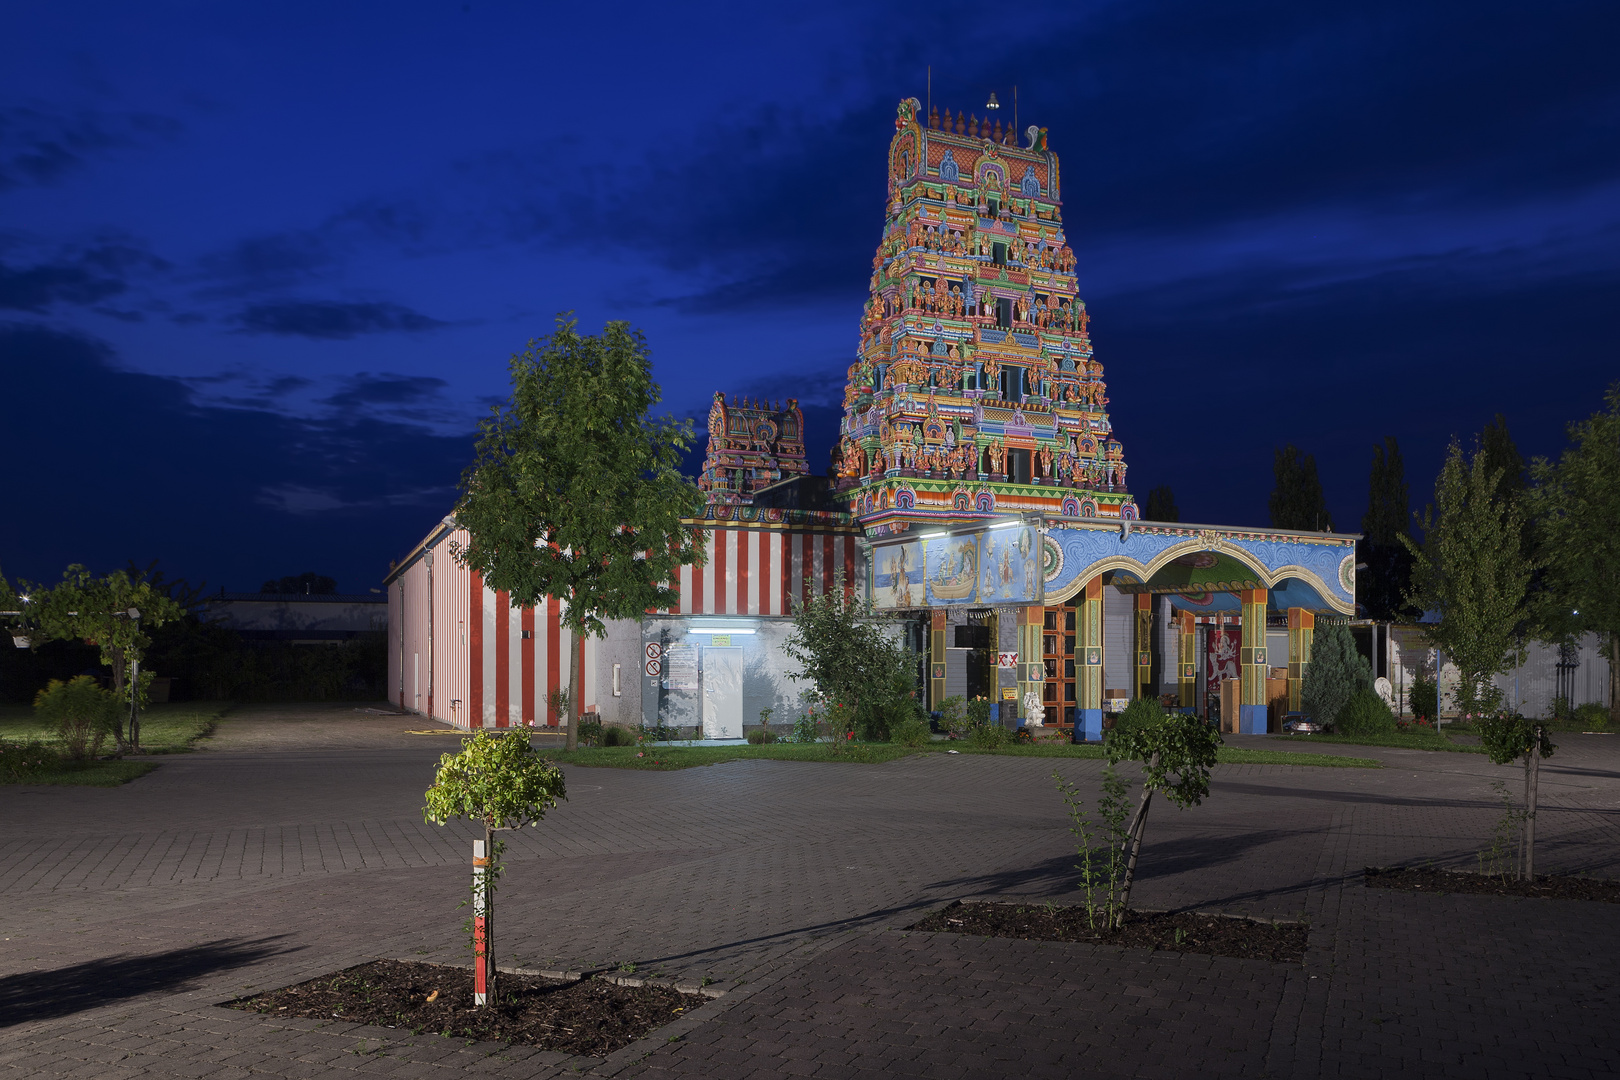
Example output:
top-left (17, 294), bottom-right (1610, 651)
top-left (3, 2), bottom-right (1616, 593)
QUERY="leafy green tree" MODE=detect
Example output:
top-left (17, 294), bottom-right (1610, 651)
top-left (1476, 715), bottom-right (1554, 879)
top-left (782, 570), bottom-right (917, 740)
top-left (1269, 445), bottom-right (1332, 531)
top-left (17, 566), bottom-right (184, 751)
top-left (1143, 485), bottom-right (1178, 522)
top-left (1529, 383), bottom-right (1620, 726)
top-left (452, 315), bottom-right (706, 749)
top-left (423, 730), bottom-right (566, 1006)
top-left (1402, 439), bottom-right (1532, 717)
top-left (1103, 701), bottom-right (1221, 926)
top-left (1359, 436), bottom-right (1415, 621)
top-left (1300, 622), bottom-right (1371, 726)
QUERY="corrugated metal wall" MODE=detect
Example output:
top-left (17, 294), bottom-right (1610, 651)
top-left (388, 524), bottom-right (863, 730)
top-left (1388, 626), bottom-right (1612, 718)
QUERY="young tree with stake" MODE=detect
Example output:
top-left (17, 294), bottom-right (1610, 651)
top-left (423, 730), bottom-right (565, 1007)
top-left (1476, 716), bottom-right (1555, 880)
top-left (1103, 703), bottom-right (1221, 927)
top-left (452, 316), bottom-right (706, 748)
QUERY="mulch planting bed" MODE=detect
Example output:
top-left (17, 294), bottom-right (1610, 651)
top-left (228, 959), bottom-right (707, 1056)
top-left (1365, 865), bottom-right (1620, 903)
top-left (909, 901), bottom-right (1307, 963)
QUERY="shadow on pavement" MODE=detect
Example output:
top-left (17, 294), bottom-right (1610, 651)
top-left (0, 936), bottom-right (294, 1027)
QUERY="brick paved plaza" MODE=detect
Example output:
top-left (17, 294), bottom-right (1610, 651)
top-left (3, 704), bottom-right (1618, 1079)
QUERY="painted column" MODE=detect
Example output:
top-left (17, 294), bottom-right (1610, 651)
top-left (1135, 593), bottom-right (1153, 701)
top-left (1178, 609), bottom-right (1196, 709)
top-left (1016, 606), bottom-right (1040, 727)
top-left (1288, 607), bottom-right (1314, 714)
top-left (1239, 588), bottom-right (1269, 734)
top-left (1074, 576), bottom-right (1104, 742)
top-left (930, 608), bottom-right (947, 711)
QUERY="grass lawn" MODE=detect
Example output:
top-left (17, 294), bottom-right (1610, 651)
top-left (546, 741), bottom-right (1380, 771)
top-left (0, 700), bottom-right (231, 754)
top-left (0, 700), bottom-right (233, 785)
top-left (1276, 731), bottom-right (1486, 754)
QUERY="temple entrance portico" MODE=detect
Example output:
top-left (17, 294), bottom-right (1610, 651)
top-left (868, 516), bottom-right (1357, 741)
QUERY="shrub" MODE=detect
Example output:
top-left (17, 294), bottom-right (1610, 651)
top-left (791, 711), bottom-right (819, 743)
top-left (1302, 623), bottom-right (1372, 725)
top-left (890, 716), bottom-right (931, 747)
top-left (970, 723), bottom-right (1011, 750)
top-left (966, 696), bottom-right (993, 727)
top-left (1408, 674), bottom-right (1438, 720)
top-left (577, 718), bottom-right (604, 746)
top-left (746, 728), bottom-right (779, 745)
top-left (34, 676), bottom-right (120, 761)
top-left (599, 725), bottom-right (636, 747)
top-left (1574, 702), bottom-right (1609, 729)
top-left (1334, 688), bottom-right (1398, 736)
top-left (0, 739), bottom-right (62, 781)
top-left (936, 695), bottom-right (965, 736)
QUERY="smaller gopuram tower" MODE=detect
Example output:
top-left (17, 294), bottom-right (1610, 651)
top-left (833, 98), bottom-right (1136, 533)
top-left (696, 392), bottom-right (810, 505)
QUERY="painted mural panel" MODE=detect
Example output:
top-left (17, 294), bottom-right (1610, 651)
top-left (923, 535), bottom-right (979, 606)
top-left (978, 525), bottom-right (1042, 605)
top-left (871, 540), bottom-right (922, 609)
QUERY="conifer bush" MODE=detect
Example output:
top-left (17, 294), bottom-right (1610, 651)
top-left (1301, 623), bottom-right (1372, 725)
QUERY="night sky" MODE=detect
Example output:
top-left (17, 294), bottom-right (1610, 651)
top-left (3, 2), bottom-right (1616, 594)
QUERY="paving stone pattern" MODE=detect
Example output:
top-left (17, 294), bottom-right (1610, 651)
top-left (2, 706), bottom-right (1618, 1078)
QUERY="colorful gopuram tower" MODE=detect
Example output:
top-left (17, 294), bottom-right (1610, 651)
top-left (833, 97), bottom-right (1136, 534)
top-left (696, 391), bottom-right (810, 505)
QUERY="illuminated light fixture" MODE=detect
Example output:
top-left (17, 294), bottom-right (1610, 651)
top-left (989, 519), bottom-right (1022, 529)
top-left (985, 92), bottom-right (1001, 110)
top-left (688, 618), bottom-right (758, 635)
top-left (920, 531), bottom-right (948, 539)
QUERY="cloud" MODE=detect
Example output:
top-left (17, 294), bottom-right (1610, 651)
top-left (321, 372), bottom-right (449, 409)
top-left (0, 105), bottom-right (182, 191)
top-left (0, 322), bottom-right (473, 591)
top-left (233, 300), bottom-right (448, 339)
top-left (200, 232), bottom-right (336, 295)
top-left (0, 237), bottom-right (170, 312)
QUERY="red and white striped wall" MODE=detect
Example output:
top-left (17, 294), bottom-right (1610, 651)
top-left (386, 522), bottom-right (862, 730)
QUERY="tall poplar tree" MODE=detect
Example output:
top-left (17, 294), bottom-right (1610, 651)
top-left (1143, 485), bottom-right (1178, 522)
top-left (452, 315), bottom-right (707, 749)
top-left (1269, 445), bottom-right (1332, 531)
top-left (1402, 439), bottom-right (1532, 716)
top-left (1360, 436), bottom-right (1415, 621)
top-left (1529, 383), bottom-right (1620, 725)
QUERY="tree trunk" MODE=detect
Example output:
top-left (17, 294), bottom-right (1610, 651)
top-left (108, 647), bottom-right (129, 751)
top-left (128, 655), bottom-right (141, 754)
top-left (1114, 752), bottom-right (1159, 926)
top-left (565, 629), bottom-right (581, 751)
top-left (1524, 728), bottom-right (1541, 881)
